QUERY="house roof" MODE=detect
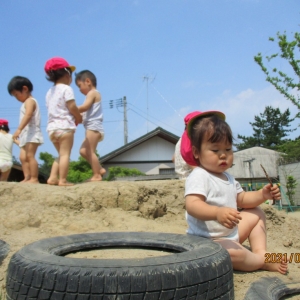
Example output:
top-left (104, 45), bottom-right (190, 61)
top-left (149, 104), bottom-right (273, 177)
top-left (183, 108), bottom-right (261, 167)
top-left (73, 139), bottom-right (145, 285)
top-left (228, 146), bottom-right (281, 179)
top-left (100, 127), bottom-right (179, 163)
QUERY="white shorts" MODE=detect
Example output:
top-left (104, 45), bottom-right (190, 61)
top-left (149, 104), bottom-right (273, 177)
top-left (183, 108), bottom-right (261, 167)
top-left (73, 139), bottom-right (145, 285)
top-left (0, 160), bottom-right (13, 172)
top-left (19, 128), bottom-right (44, 148)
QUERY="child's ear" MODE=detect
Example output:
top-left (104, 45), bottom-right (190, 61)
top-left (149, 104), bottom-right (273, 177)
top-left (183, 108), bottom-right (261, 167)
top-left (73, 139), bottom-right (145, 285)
top-left (192, 146), bottom-right (199, 160)
top-left (86, 78), bottom-right (92, 85)
top-left (22, 86), bottom-right (29, 93)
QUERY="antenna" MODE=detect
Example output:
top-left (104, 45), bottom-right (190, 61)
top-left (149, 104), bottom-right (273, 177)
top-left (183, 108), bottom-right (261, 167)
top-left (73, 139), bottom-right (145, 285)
top-left (142, 74), bottom-right (156, 132)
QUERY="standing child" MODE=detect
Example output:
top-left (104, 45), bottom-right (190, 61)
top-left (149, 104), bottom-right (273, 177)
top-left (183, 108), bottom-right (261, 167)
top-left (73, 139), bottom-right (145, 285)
top-left (8, 76), bottom-right (43, 183)
top-left (75, 70), bottom-right (106, 181)
top-left (0, 119), bottom-right (19, 181)
top-left (44, 57), bottom-right (82, 186)
top-left (181, 110), bottom-right (288, 274)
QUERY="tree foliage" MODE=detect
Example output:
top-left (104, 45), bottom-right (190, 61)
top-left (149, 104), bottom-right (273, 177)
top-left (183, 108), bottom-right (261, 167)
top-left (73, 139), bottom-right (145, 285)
top-left (67, 156), bottom-right (93, 183)
top-left (285, 175), bottom-right (298, 206)
top-left (235, 106), bottom-right (295, 150)
top-left (277, 137), bottom-right (300, 163)
top-left (39, 152), bottom-right (56, 176)
top-left (38, 151), bottom-right (96, 183)
top-left (254, 31), bottom-right (300, 116)
top-left (106, 166), bottom-right (145, 181)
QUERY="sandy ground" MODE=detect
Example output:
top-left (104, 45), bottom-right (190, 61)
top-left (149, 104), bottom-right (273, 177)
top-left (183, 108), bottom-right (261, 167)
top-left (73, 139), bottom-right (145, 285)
top-left (1, 180), bottom-right (300, 299)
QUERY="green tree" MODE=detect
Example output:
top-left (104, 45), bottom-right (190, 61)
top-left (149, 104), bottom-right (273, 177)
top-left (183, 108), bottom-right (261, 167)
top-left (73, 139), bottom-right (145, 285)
top-left (254, 31), bottom-right (300, 116)
top-left (236, 106), bottom-right (295, 150)
top-left (106, 166), bottom-right (145, 181)
top-left (286, 175), bottom-right (297, 206)
top-left (12, 155), bottom-right (20, 165)
top-left (277, 137), bottom-right (300, 163)
top-left (39, 152), bottom-right (56, 176)
top-left (67, 156), bottom-right (93, 183)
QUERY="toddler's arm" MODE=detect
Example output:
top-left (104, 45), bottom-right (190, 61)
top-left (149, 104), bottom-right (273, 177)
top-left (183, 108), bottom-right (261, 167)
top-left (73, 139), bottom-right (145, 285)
top-left (66, 100), bottom-right (82, 125)
top-left (13, 98), bottom-right (36, 140)
top-left (186, 194), bottom-right (242, 229)
top-left (78, 90), bottom-right (100, 113)
top-left (237, 183), bottom-right (281, 209)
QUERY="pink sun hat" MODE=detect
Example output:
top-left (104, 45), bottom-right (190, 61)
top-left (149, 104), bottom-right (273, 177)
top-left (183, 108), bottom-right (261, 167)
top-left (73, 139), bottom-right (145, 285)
top-left (44, 57), bottom-right (76, 73)
top-left (0, 119), bottom-right (9, 126)
top-left (180, 110), bottom-right (226, 166)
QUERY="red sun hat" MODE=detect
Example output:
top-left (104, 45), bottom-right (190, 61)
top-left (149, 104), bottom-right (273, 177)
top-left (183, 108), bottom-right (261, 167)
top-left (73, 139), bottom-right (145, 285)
top-left (180, 110), bottom-right (226, 166)
top-left (184, 111), bottom-right (202, 125)
top-left (44, 57), bottom-right (76, 73)
top-left (0, 119), bottom-right (9, 126)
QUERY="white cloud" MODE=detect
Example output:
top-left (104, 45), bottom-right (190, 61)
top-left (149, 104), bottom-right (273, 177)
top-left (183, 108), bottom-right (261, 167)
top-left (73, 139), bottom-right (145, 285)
top-left (216, 85), bottom-right (299, 139)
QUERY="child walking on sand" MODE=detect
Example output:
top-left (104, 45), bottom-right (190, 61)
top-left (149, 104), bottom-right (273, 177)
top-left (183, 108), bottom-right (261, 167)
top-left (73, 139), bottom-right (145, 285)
top-left (8, 76), bottom-right (43, 183)
top-left (181, 110), bottom-right (288, 274)
top-left (75, 70), bottom-right (106, 181)
top-left (0, 119), bottom-right (19, 181)
top-left (44, 57), bottom-right (82, 186)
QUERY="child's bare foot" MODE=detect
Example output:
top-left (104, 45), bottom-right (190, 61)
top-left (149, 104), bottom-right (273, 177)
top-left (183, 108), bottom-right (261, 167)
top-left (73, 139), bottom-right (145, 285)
top-left (261, 254), bottom-right (288, 274)
top-left (84, 175), bottom-right (102, 182)
top-left (47, 178), bottom-right (59, 185)
top-left (27, 179), bottom-right (39, 184)
top-left (100, 168), bottom-right (106, 175)
top-left (58, 181), bottom-right (74, 186)
top-left (20, 177), bottom-right (30, 183)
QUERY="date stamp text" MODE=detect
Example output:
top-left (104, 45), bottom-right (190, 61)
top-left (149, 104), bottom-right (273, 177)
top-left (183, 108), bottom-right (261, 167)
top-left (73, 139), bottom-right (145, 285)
top-left (265, 253), bottom-right (300, 263)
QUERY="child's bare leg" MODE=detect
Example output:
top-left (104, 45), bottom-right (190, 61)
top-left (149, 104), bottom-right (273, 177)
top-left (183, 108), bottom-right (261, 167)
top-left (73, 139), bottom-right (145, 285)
top-left (57, 132), bottom-right (74, 186)
top-left (19, 147), bottom-right (30, 182)
top-left (25, 143), bottom-right (39, 183)
top-left (238, 207), bottom-right (288, 274)
top-left (0, 169), bottom-right (11, 181)
top-left (80, 130), bottom-right (105, 181)
top-left (217, 239), bottom-right (266, 271)
top-left (47, 155), bottom-right (59, 185)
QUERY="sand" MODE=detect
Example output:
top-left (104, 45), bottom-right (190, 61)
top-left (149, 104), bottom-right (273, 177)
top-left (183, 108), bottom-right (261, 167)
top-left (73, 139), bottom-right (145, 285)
top-left (1, 180), bottom-right (300, 299)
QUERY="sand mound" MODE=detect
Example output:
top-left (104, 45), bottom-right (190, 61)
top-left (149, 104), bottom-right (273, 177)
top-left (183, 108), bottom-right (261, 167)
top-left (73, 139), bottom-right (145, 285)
top-left (1, 181), bottom-right (300, 299)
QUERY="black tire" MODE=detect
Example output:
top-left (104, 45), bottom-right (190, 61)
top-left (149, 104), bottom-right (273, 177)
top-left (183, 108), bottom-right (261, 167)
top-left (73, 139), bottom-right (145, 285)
top-left (244, 276), bottom-right (300, 300)
top-left (0, 239), bottom-right (10, 264)
top-left (6, 232), bottom-right (234, 300)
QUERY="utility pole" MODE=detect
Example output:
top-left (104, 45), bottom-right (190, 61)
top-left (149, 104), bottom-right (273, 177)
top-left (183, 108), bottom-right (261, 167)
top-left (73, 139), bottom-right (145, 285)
top-left (123, 96), bottom-right (128, 145)
top-left (109, 97), bottom-right (128, 145)
top-left (142, 75), bottom-right (155, 133)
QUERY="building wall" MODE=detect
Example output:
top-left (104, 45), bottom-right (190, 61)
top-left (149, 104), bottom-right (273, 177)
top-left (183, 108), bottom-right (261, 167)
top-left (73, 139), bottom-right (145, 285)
top-left (102, 162), bottom-right (175, 176)
top-left (278, 163), bottom-right (300, 206)
top-left (108, 137), bottom-right (175, 162)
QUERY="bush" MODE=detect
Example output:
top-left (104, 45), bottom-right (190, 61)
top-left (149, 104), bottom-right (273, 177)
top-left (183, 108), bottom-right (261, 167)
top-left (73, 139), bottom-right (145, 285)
top-left (106, 166), bottom-right (145, 181)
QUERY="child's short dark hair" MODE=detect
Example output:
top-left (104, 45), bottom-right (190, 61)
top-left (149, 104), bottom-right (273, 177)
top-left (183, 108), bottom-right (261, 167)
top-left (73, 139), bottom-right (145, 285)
top-left (7, 76), bottom-right (33, 94)
top-left (191, 115), bottom-right (233, 151)
top-left (0, 124), bottom-right (9, 132)
top-left (75, 70), bottom-right (97, 87)
top-left (46, 68), bottom-right (73, 83)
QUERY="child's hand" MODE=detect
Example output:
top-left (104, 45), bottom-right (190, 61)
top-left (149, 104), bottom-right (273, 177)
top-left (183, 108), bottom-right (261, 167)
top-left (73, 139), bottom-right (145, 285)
top-left (76, 115), bottom-right (82, 124)
top-left (216, 207), bottom-right (242, 229)
top-left (12, 129), bottom-right (21, 140)
top-left (262, 184), bottom-right (281, 200)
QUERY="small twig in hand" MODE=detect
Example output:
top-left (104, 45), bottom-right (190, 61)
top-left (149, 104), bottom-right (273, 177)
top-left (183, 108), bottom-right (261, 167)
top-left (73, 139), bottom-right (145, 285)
top-left (260, 164), bottom-right (273, 187)
top-left (260, 164), bottom-right (275, 205)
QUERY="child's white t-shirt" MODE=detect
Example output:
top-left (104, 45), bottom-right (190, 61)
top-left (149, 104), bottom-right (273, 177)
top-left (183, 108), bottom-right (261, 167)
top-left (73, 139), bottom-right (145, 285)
top-left (0, 133), bottom-right (13, 161)
top-left (46, 84), bottom-right (76, 132)
top-left (184, 167), bottom-right (243, 241)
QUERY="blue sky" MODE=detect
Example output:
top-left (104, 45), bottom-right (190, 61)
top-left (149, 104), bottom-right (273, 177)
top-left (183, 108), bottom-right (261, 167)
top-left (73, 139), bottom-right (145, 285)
top-left (1, 0), bottom-right (299, 162)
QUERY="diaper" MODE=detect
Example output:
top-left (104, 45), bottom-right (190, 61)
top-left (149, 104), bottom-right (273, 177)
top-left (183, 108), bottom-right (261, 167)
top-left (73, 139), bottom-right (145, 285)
top-left (0, 160), bottom-right (13, 172)
top-left (49, 129), bottom-right (75, 143)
